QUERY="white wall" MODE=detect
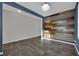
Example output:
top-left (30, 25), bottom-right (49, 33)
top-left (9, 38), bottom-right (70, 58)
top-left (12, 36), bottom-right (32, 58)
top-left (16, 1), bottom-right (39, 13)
top-left (3, 9), bottom-right (41, 44)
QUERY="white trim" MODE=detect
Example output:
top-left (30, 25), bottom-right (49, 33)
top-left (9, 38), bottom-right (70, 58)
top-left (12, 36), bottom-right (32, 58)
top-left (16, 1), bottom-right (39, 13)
top-left (41, 18), bottom-right (43, 40)
top-left (43, 38), bottom-right (75, 45)
top-left (74, 44), bottom-right (79, 55)
top-left (41, 18), bottom-right (44, 45)
top-left (43, 37), bottom-right (79, 55)
top-left (3, 35), bottom-right (40, 44)
top-left (74, 41), bottom-right (79, 55)
top-left (0, 52), bottom-right (3, 55)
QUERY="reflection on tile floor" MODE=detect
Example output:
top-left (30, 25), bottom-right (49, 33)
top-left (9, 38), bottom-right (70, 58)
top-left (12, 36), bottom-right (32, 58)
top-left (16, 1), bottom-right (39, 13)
top-left (3, 36), bottom-right (77, 56)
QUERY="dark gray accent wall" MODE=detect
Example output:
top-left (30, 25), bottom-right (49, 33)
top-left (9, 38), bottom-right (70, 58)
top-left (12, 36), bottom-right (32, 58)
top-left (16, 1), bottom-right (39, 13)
top-left (74, 2), bottom-right (79, 55)
top-left (0, 2), bottom-right (2, 52)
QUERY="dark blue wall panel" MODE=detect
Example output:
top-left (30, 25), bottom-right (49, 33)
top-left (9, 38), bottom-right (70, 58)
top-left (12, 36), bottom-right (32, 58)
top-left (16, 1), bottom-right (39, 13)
top-left (74, 3), bottom-right (78, 41)
top-left (0, 2), bottom-right (2, 52)
top-left (74, 2), bottom-right (79, 55)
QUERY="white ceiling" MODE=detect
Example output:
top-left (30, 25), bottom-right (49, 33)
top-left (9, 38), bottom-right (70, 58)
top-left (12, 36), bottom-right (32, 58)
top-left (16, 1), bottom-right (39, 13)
top-left (3, 4), bottom-right (42, 19)
top-left (17, 2), bottom-right (76, 17)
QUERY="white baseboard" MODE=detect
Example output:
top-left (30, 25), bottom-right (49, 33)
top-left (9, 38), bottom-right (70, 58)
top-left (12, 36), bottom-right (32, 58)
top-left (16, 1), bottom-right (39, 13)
top-left (74, 41), bottom-right (79, 55)
top-left (74, 44), bottom-right (79, 55)
top-left (43, 38), bottom-right (75, 45)
top-left (43, 38), bottom-right (79, 55)
top-left (0, 52), bottom-right (3, 55)
top-left (3, 35), bottom-right (40, 44)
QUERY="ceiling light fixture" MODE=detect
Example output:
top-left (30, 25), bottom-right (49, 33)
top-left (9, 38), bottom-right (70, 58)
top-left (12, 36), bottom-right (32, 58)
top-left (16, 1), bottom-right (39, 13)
top-left (41, 2), bottom-right (50, 11)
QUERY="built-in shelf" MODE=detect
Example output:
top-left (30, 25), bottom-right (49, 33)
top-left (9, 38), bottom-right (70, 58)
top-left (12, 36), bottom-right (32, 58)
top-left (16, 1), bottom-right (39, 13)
top-left (45, 16), bottom-right (74, 22)
top-left (43, 9), bottom-right (75, 42)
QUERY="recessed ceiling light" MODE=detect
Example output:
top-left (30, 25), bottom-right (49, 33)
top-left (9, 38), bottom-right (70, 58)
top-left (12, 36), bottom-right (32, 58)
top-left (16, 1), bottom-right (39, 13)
top-left (41, 2), bottom-right (50, 11)
top-left (17, 9), bottom-right (21, 13)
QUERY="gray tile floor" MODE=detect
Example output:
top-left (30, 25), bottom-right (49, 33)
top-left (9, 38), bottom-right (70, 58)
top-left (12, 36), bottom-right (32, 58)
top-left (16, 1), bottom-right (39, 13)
top-left (3, 36), bottom-right (77, 56)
